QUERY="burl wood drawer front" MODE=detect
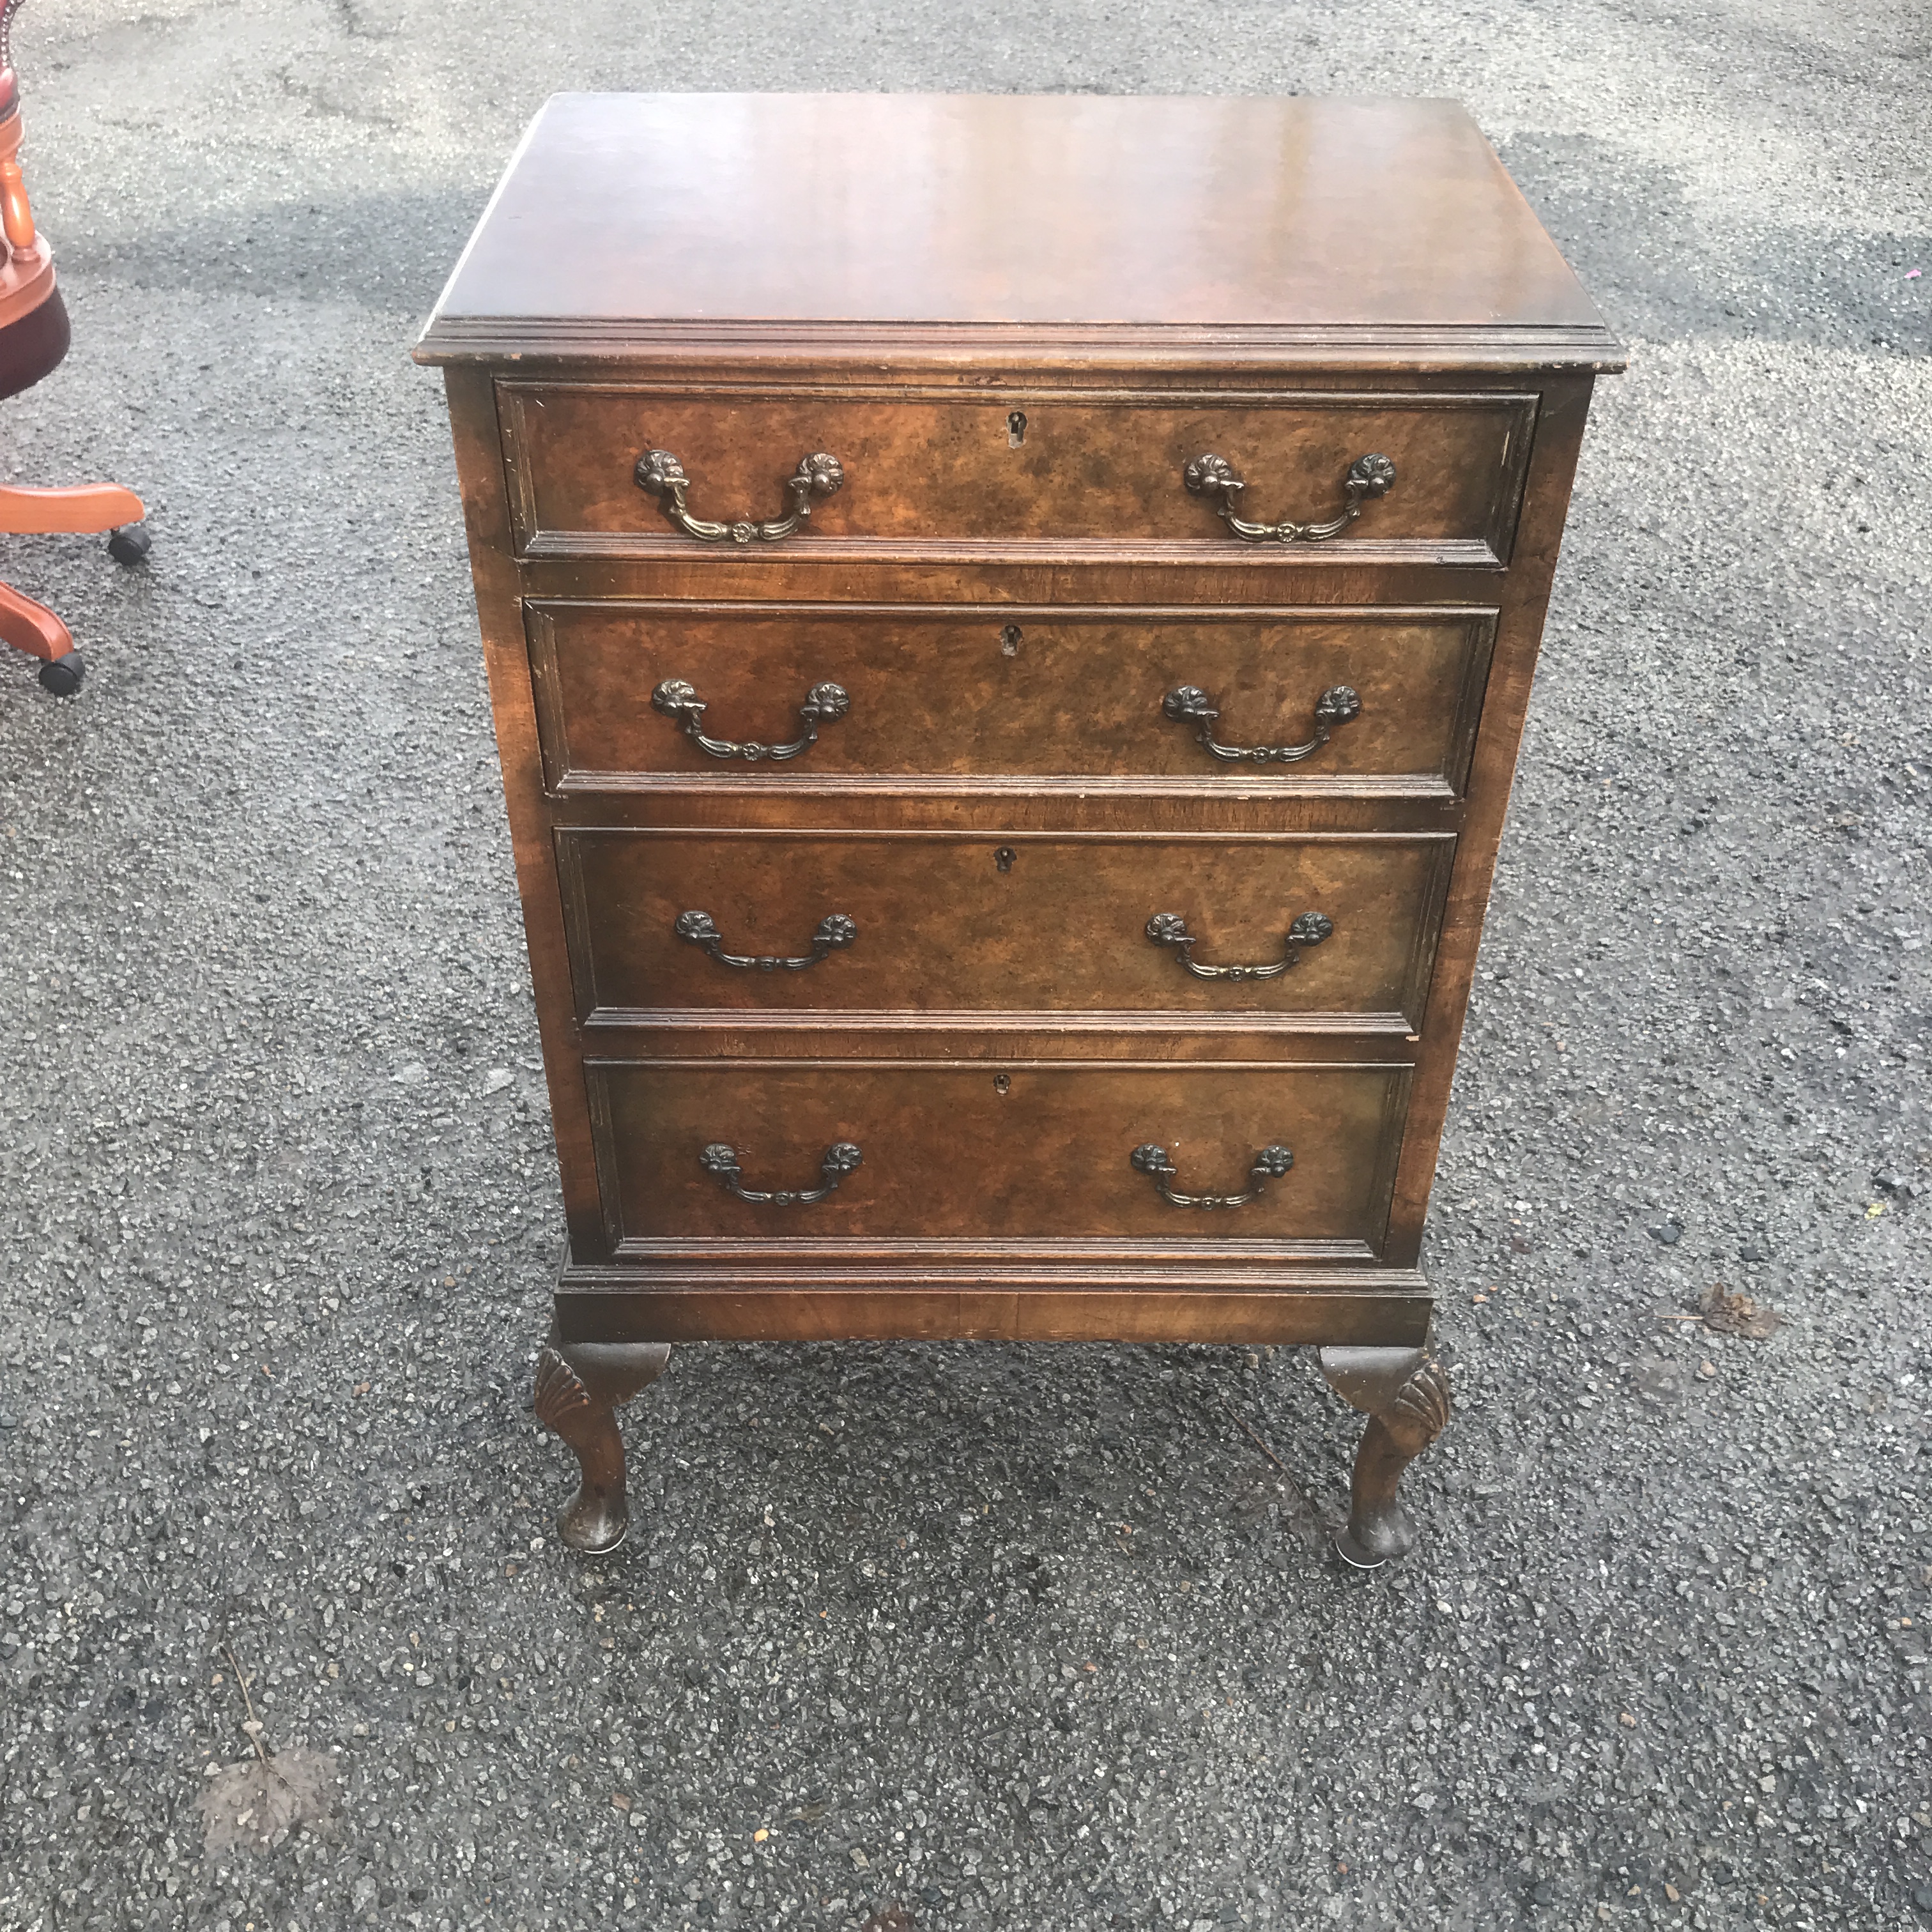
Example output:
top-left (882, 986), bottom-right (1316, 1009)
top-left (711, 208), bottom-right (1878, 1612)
top-left (586, 1059), bottom-right (1411, 1252)
top-left (558, 830), bottom-right (1454, 1030)
top-left (526, 602), bottom-right (1495, 795)
top-left (498, 385), bottom-right (1537, 564)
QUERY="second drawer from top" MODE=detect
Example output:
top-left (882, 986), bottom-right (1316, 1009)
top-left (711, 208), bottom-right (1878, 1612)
top-left (526, 601), bottom-right (1497, 795)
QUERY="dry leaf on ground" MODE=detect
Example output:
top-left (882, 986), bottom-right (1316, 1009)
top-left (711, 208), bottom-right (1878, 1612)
top-left (1701, 1283), bottom-right (1782, 1340)
top-left (198, 1746), bottom-right (337, 1856)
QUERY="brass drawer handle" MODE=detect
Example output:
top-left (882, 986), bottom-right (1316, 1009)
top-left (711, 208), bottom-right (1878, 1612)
top-left (1184, 451), bottom-right (1396, 543)
top-left (636, 447), bottom-right (844, 544)
top-left (675, 909), bottom-right (857, 971)
top-left (1145, 910), bottom-right (1332, 981)
top-left (1130, 1142), bottom-right (1294, 1209)
top-left (700, 1140), bottom-right (862, 1206)
top-left (651, 677), bottom-right (850, 762)
top-left (1162, 682), bottom-right (1360, 765)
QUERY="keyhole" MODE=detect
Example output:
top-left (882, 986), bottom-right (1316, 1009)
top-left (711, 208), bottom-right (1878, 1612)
top-left (999, 624), bottom-right (1023, 657)
top-left (993, 1074), bottom-right (1011, 1096)
top-left (994, 847), bottom-right (1016, 873)
top-left (1008, 410), bottom-right (1027, 448)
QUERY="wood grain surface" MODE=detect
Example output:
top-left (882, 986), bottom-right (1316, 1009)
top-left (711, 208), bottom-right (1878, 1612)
top-left (416, 94), bottom-right (1616, 365)
top-left (500, 383), bottom-right (1534, 559)
top-left (526, 600), bottom-right (1496, 792)
top-left (558, 828), bottom-right (1454, 1027)
top-left (429, 96), bottom-right (1613, 1364)
top-left (587, 1057), bottom-right (1411, 1249)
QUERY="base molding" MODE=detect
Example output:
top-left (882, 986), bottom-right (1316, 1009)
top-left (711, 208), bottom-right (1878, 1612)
top-left (553, 1256), bottom-right (1430, 1347)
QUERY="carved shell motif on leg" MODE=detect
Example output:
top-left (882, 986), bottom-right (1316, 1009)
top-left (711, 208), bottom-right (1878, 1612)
top-left (1384, 1357), bottom-right (1452, 1455)
top-left (532, 1344), bottom-right (595, 1435)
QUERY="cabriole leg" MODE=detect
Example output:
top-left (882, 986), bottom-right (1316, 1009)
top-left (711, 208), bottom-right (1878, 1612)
top-left (1317, 1344), bottom-right (1452, 1568)
top-left (532, 1321), bottom-right (671, 1554)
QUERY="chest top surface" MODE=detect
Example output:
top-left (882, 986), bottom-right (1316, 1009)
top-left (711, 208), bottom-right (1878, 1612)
top-left (416, 93), bottom-right (1618, 367)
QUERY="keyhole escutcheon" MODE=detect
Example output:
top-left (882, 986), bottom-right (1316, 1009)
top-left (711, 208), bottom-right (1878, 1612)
top-left (999, 624), bottom-right (1023, 657)
top-left (1008, 410), bottom-right (1027, 448)
top-left (993, 1073), bottom-right (1011, 1095)
top-left (994, 846), bottom-right (1016, 873)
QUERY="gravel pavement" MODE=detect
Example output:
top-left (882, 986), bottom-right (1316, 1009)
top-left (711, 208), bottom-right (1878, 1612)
top-left (2, 4), bottom-right (1929, 1929)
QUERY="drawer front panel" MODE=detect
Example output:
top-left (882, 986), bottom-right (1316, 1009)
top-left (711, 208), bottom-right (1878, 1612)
top-left (560, 831), bottom-right (1454, 1027)
top-left (528, 602), bottom-right (1494, 793)
top-left (500, 385), bottom-right (1536, 560)
top-left (588, 1059), bottom-right (1411, 1248)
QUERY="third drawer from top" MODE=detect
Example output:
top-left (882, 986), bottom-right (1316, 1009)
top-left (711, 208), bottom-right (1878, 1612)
top-left (557, 828), bottom-right (1455, 1031)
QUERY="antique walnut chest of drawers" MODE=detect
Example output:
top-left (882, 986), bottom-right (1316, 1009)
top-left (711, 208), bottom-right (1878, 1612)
top-left (417, 93), bottom-right (1621, 1565)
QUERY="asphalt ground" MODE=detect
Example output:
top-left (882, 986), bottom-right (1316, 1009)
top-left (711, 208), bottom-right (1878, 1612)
top-left (1, 3), bottom-right (1929, 1929)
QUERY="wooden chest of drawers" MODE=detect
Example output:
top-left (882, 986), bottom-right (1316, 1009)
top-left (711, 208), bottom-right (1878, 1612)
top-left (417, 93), bottom-right (1621, 1567)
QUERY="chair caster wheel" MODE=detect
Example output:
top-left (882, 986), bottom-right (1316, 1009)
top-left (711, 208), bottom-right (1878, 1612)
top-left (107, 526), bottom-right (151, 565)
top-left (37, 651), bottom-right (84, 696)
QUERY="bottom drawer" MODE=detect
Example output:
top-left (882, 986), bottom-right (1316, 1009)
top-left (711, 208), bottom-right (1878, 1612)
top-left (586, 1059), bottom-right (1411, 1254)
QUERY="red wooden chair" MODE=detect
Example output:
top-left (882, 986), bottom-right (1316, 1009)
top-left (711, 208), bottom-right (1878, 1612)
top-left (0, 0), bottom-right (148, 697)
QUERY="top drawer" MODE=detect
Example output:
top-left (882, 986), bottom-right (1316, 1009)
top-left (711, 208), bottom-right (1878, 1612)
top-left (497, 384), bottom-right (1539, 565)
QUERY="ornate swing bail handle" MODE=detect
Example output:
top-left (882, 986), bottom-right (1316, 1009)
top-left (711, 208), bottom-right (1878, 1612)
top-left (651, 677), bottom-right (850, 762)
top-left (1184, 451), bottom-right (1396, 543)
top-left (1145, 910), bottom-right (1333, 981)
top-left (636, 447), bottom-right (845, 544)
top-left (700, 1140), bottom-right (862, 1206)
top-left (1130, 1142), bottom-right (1294, 1209)
top-left (675, 909), bottom-right (857, 971)
top-left (1161, 682), bottom-right (1361, 765)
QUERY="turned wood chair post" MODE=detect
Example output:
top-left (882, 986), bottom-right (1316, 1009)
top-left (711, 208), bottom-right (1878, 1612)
top-left (0, 0), bottom-right (28, 260)
top-left (0, 2), bottom-right (49, 291)
top-left (0, 112), bottom-right (34, 261)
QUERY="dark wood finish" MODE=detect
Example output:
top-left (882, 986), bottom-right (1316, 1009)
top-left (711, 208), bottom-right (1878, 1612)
top-left (526, 601), bottom-right (1496, 795)
top-left (531, 1322), bottom-right (671, 1552)
top-left (1318, 1345), bottom-right (1453, 1568)
top-left (421, 93), bottom-right (1618, 1564)
top-left (415, 95), bottom-right (1617, 366)
top-left (586, 1057), bottom-right (1411, 1249)
top-left (1382, 373), bottom-right (1598, 1261)
top-left (499, 382), bottom-right (1536, 564)
top-left (556, 1268), bottom-right (1432, 1346)
top-left (558, 829), bottom-right (1454, 1028)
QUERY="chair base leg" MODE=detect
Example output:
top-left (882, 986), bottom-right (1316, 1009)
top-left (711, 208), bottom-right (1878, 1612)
top-left (0, 480), bottom-right (144, 533)
top-left (0, 575), bottom-right (70, 664)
